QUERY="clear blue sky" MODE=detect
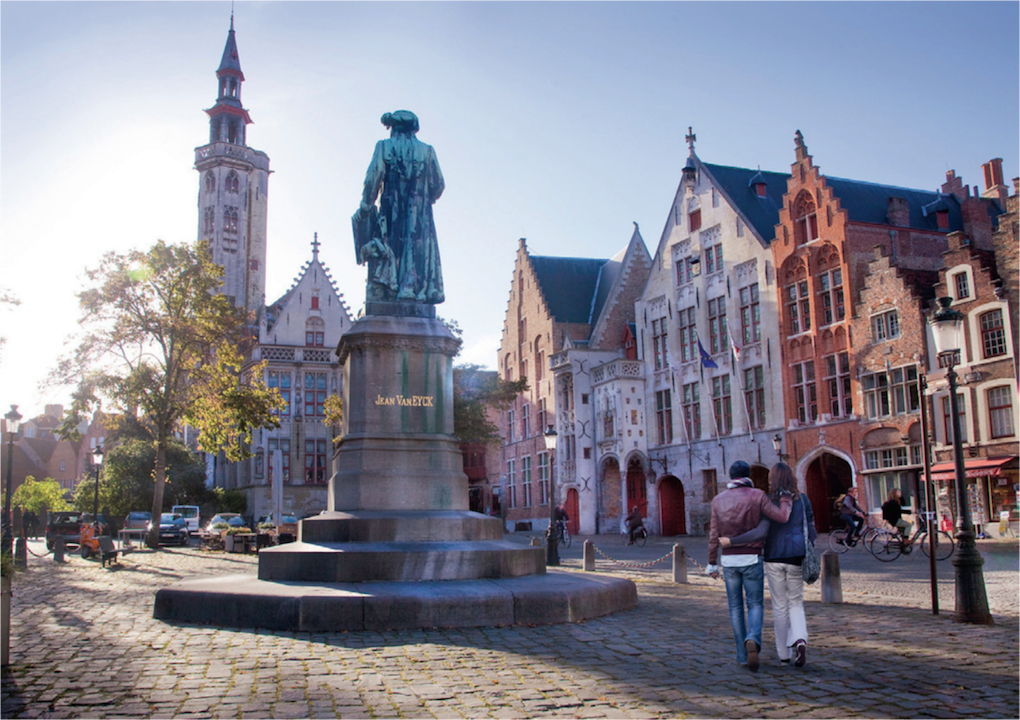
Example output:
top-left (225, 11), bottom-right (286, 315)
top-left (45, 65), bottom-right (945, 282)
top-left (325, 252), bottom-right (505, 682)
top-left (2, 1), bottom-right (1018, 422)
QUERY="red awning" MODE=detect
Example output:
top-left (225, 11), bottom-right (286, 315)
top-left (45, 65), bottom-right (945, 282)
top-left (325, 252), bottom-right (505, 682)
top-left (928, 457), bottom-right (1016, 482)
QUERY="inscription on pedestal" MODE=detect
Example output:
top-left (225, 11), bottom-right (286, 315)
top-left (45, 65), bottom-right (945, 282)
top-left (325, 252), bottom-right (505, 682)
top-left (375, 394), bottom-right (436, 407)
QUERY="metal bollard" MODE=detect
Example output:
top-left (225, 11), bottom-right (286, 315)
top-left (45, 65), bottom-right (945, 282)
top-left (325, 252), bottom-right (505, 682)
top-left (14, 537), bottom-right (27, 570)
top-left (673, 543), bottom-right (688, 584)
top-left (820, 550), bottom-right (842, 604)
top-left (53, 536), bottom-right (65, 563)
top-left (583, 540), bottom-right (595, 571)
top-left (530, 537), bottom-right (542, 547)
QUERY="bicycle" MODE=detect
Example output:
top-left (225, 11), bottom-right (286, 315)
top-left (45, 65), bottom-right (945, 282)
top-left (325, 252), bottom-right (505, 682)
top-left (620, 524), bottom-right (647, 547)
top-left (544, 521), bottom-right (571, 549)
top-left (827, 519), bottom-right (882, 554)
top-left (867, 513), bottom-right (955, 562)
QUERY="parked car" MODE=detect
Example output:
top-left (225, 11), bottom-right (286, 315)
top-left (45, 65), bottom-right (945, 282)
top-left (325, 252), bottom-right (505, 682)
top-left (171, 505), bottom-right (201, 535)
top-left (46, 511), bottom-right (85, 550)
top-left (204, 513), bottom-right (244, 533)
top-left (123, 511), bottom-right (151, 531)
top-left (257, 514), bottom-right (298, 527)
top-left (149, 513), bottom-right (190, 546)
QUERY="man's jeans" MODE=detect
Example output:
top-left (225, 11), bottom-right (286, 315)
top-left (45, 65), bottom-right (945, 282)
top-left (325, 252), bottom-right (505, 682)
top-left (841, 513), bottom-right (864, 540)
top-left (722, 558), bottom-right (764, 663)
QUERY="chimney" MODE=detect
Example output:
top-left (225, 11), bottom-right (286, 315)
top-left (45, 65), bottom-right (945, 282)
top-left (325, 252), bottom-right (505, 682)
top-left (886, 197), bottom-right (910, 227)
top-left (981, 158), bottom-right (1007, 208)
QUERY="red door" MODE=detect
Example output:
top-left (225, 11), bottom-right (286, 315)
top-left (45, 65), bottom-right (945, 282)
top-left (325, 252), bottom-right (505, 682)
top-left (566, 488), bottom-right (579, 536)
top-left (658, 476), bottom-right (686, 536)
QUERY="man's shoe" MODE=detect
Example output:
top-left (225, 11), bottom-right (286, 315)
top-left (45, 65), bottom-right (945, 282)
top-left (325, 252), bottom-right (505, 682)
top-left (745, 640), bottom-right (759, 672)
top-left (794, 641), bottom-right (806, 667)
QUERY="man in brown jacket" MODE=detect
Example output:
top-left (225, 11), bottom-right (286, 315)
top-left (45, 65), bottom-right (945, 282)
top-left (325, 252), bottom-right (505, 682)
top-left (706, 461), bottom-right (792, 671)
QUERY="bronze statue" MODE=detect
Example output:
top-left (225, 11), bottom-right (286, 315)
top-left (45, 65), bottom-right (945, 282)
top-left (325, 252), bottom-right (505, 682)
top-left (353, 110), bottom-right (445, 305)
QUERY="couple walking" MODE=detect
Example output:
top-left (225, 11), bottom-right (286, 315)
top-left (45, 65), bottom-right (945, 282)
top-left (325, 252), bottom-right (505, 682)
top-left (706, 461), bottom-right (817, 671)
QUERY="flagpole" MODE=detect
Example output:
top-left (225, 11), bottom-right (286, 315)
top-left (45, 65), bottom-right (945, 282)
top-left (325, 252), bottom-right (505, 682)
top-left (729, 326), bottom-right (753, 440)
top-left (697, 332), bottom-right (722, 447)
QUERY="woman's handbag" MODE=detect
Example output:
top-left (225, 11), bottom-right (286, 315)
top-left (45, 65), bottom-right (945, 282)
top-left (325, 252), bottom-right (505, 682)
top-left (801, 498), bottom-right (821, 584)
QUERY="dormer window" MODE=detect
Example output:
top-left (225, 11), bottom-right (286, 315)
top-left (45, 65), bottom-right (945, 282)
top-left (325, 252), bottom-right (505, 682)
top-left (936, 210), bottom-right (949, 230)
top-left (953, 272), bottom-right (970, 300)
top-left (755, 182), bottom-right (767, 197)
top-left (689, 209), bottom-right (702, 232)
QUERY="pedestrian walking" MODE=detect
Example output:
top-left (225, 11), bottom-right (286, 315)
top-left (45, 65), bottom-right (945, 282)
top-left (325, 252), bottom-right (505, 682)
top-left (722, 463), bottom-right (816, 667)
top-left (706, 461), bottom-right (793, 671)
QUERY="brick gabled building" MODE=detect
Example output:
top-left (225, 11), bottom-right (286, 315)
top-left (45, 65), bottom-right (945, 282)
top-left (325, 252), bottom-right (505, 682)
top-left (770, 131), bottom-right (992, 531)
top-left (499, 229), bottom-right (651, 535)
top-left (850, 247), bottom-right (938, 519)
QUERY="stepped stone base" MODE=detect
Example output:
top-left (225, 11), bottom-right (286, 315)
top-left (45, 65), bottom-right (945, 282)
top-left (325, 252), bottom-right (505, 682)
top-left (153, 570), bottom-right (637, 632)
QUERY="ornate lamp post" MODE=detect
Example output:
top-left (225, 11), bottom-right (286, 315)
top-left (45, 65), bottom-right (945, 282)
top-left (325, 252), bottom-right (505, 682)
top-left (929, 297), bottom-right (992, 625)
top-left (3, 406), bottom-right (22, 557)
top-left (544, 426), bottom-right (559, 567)
top-left (91, 446), bottom-right (104, 534)
top-left (771, 433), bottom-right (789, 463)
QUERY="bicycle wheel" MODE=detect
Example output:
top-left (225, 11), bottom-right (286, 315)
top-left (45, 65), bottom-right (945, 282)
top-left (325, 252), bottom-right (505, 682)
top-left (869, 531), bottom-right (903, 562)
top-left (561, 527), bottom-right (572, 549)
top-left (635, 529), bottom-right (647, 547)
top-left (919, 530), bottom-right (955, 560)
top-left (861, 526), bottom-right (881, 547)
top-left (827, 529), bottom-right (850, 554)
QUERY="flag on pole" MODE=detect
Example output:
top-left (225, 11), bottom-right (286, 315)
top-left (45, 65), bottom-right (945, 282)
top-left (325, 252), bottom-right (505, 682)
top-left (728, 326), bottom-right (742, 366)
top-left (697, 337), bottom-right (719, 369)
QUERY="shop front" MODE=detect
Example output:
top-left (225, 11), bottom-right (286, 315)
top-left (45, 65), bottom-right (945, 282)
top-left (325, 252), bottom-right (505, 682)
top-left (929, 456), bottom-right (1018, 536)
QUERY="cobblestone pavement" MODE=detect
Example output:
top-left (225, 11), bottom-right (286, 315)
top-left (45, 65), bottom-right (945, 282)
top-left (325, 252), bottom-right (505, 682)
top-left (2, 537), bottom-right (1017, 719)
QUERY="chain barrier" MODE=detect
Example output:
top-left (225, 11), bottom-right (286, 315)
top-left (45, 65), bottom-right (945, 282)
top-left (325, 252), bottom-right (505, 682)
top-left (587, 541), bottom-right (721, 581)
top-left (591, 544), bottom-right (673, 569)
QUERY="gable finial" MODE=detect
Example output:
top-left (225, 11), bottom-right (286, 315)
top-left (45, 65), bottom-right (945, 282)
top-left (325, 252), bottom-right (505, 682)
top-left (312, 232), bottom-right (320, 260)
top-left (230, 2), bottom-right (235, 31)
top-left (685, 126), bottom-right (696, 153)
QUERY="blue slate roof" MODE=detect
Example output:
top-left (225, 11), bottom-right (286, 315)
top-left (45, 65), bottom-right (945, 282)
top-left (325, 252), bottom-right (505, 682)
top-left (702, 162), bottom-right (788, 242)
top-left (825, 177), bottom-right (964, 232)
top-left (530, 256), bottom-right (608, 324)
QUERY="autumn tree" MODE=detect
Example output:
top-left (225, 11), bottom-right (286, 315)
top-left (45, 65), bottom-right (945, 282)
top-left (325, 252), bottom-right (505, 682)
top-left (51, 240), bottom-right (283, 548)
top-left (453, 364), bottom-right (528, 444)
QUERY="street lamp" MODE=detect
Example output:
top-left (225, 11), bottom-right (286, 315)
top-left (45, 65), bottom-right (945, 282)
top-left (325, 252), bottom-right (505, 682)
top-left (544, 425), bottom-right (559, 567)
top-left (772, 433), bottom-right (789, 462)
top-left (929, 296), bottom-right (992, 625)
top-left (3, 406), bottom-right (23, 557)
top-left (91, 446), bottom-right (104, 535)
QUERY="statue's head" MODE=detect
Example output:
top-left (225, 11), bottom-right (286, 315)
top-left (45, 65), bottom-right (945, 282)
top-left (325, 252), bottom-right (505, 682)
top-left (381, 110), bottom-right (419, 134)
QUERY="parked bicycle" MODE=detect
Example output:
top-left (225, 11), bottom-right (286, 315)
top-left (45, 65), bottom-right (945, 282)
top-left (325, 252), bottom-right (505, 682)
top-left (867, 513), bottom-right (955, 562)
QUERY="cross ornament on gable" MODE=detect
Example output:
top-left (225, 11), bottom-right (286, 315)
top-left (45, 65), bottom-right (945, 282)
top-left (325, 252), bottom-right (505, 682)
top-left (311, 232), bottom-right (320, 259)
top-left (685, 126), bottom-right (696, 152)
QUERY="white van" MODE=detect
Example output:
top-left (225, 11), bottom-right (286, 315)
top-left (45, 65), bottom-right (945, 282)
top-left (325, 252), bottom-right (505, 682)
top-left (171, 505), bottom-right (201, 535)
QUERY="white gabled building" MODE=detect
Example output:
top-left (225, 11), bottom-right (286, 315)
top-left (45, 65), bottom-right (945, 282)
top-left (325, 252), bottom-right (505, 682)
top-left (634, 135), bottom-right (789, 535)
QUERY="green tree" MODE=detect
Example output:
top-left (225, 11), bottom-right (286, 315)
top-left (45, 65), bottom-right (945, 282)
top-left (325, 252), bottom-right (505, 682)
top-left (453, 364), bottom-right (529, 443)
top-left (72, 437), bottom-right (208, 522)
top-left (11, 477), bottom-right (70, 517)
top-left (51, 240), bottom-right (283, 548)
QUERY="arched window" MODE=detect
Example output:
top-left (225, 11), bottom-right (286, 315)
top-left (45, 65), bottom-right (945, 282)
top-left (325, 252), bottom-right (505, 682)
top-left (226, 171), bottom-right (239, 194)
top-left (305, 317), bottom-right (325, 347)
top-left (225, 207), bottom-right (238, 234)
top-left (793, 192), bottom-right (819, 245)
top-left (205, 172), bottom-right (216, 193)
top-left (203, 207), bottom-right (215, 234)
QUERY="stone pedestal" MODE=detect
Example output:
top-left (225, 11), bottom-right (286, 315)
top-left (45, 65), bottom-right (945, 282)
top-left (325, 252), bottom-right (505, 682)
top-left (154, 308), bottom-right (636, 631)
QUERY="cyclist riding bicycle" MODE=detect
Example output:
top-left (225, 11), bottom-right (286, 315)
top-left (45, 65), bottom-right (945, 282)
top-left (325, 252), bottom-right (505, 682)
top-left (626, 503), bottom-right (647, 545)
top-left (554, 504), bottom-right (569, 539)
top-left (881, 488), bottom-right (913, 547)
top-left (838, 487), bottom-right (867, 546)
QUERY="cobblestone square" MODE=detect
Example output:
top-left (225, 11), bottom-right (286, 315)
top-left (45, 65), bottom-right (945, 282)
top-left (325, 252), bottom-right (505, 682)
top-left (2, 536), bottom-right (1017, 718)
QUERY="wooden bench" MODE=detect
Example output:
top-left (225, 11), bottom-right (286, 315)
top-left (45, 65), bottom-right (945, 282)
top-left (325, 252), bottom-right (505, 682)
top-left (98, 536), bottom-right (120, 568)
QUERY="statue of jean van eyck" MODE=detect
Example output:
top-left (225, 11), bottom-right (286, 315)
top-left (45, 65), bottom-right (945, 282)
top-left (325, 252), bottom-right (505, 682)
top-left (352, 110), bottom-right (445, 305)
